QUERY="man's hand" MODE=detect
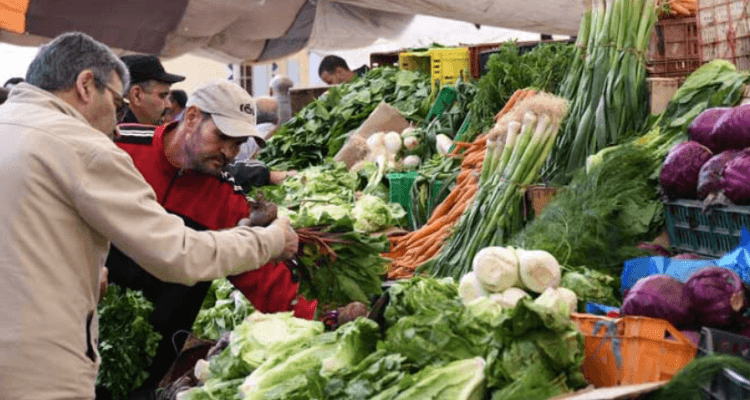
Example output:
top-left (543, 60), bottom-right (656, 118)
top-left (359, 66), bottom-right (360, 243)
top-left (99, 267), bottom-right (108, 303)
top-left (270, 216), bottom-right (298, 260)
top-left (269, 170), bottom-right (298, 185)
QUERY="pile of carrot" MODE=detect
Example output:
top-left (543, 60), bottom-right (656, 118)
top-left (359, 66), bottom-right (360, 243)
top-left (663, 0), bottom-right (696, 17)
top-left (384, 89), bottom-right (537, 280)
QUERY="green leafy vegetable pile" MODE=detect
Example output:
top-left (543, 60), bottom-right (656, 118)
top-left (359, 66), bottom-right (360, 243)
top-left (179, 276), bottom-right (586, 400)
top-left (96, 284), bottom-right (161, 400)
top-left (468, 41), bottom-right (576, 135)
top-left (192, 278), bottom-right (255, 340)
top-left (258, 68), bottom-right (432, 171)
top-left (252, 162), bottom-right (360, 207)
top-left (252, 162), bottom-right (403, 309)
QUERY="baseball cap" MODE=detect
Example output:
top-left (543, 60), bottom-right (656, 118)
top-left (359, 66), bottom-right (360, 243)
top-left (187, 80), bottom-right (265, 147)
top-left (120, 54), bottom-right (185, 85)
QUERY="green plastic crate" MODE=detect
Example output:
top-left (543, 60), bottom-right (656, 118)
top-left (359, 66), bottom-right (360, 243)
top-left (388, 171), bottom-right (444, 229)
top-left (664, 200), bottom-right (750, 258)
top-left (388, 172), bottom-right (419, 227)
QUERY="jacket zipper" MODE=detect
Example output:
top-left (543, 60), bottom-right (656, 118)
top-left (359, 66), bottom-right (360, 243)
top-left (162, 169), bottom-right (183, 206)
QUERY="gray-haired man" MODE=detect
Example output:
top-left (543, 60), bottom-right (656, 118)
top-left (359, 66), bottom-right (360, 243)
top-left (0, 32), bottom-right (297, 400)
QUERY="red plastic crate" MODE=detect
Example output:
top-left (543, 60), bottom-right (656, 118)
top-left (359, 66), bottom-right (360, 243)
top-left (467, 42), bottom-right (504, 79)
top-left (698, 0), bottom-right (750, 70)
top-left (648, 15), bottom-right (701, 78)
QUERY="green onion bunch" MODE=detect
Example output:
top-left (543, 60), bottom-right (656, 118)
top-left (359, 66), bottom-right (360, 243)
top-left (547, 0), bottom-right (658, 182)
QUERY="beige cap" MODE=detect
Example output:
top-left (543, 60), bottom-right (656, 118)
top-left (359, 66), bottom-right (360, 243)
top-left (187, 80), bottom-right (264, 146)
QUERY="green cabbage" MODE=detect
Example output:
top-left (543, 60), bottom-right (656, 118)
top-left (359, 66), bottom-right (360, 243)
top-left (351, 194), bottom-right (407, 233)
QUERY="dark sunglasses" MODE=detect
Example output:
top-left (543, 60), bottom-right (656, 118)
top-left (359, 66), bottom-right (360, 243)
top-left (104, 83), bottom-right (130, 122)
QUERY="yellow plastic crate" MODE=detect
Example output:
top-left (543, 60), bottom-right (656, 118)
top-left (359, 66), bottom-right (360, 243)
top-left (399, 47), bottom-right (470, 89)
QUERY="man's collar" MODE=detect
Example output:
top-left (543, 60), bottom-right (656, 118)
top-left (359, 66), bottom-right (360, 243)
top-left (121, 107), bottom-right (140, 124)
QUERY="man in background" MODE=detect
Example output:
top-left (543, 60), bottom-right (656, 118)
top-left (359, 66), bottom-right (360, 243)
top-left (161, 89), bottom-right (187, 124)
top-left (120, 54), bottom-right (185, 125)
top-left (318, 55), bottom-right (369, 85)
top-left (255, 96), bottom-right (280, 140)
top-left (269, 74), bottom-right (293, 124)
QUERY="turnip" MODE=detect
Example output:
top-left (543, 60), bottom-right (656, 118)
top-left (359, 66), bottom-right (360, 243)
top-left (402, 155), bottom-right (421, 169)
top-left (401, 126), bottom-right (416, 138)
top-left (366, 132), bottom-right (385, 152)
top-left (403, 136), bottom-right (419, 150)
top-left (384, 131), bottom-right (402, 155)
top-left (436, 134), bottom-right (453, 155)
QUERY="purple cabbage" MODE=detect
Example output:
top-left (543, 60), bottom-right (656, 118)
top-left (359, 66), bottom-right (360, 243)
top-left (621, 275), bottom-right (694, 327)
top-left (660, 141), bottom-right (714, 200)
top-left (697, 150), bottom-right (741, 198)
top-left (685, 267), bottom-right (746, 327)
top-left (689, 107), bottom-right (732, 149)
top-left (704, 104), bottom-right (750, 153)
top-left (722, 151), bottom-right (750, 205)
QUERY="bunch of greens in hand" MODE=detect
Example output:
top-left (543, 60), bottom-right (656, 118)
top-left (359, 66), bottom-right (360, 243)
top-left (96, 284), bottom-right (161, 400)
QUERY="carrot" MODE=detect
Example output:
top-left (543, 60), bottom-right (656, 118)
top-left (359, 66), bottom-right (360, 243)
top-left (407, 214), bottom-right (451, 243)
top-left (670, 1), bottom-right (690, 15)
top-left (426, 185), bottom-right (466, 223)
top-left (421, 239), bottom-right (443, 260)
top-left (494, 90), bottom-right (525, 121)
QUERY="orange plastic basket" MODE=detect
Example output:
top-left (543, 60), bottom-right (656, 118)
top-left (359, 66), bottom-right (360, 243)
top-left (572, 313), bottom-right (697, 387)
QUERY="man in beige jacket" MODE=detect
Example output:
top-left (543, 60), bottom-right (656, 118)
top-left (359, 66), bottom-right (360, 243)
top-left (0, 32), bottom-right (297, 400)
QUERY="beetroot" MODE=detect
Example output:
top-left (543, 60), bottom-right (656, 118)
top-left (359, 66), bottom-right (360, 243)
top-left (621, 275), bottom-right (694, 327)
top-left (685, 267), bottom-right (746, 327)
top-left (249, 201), bottom-right (278, 227)
top-left (660, 141), bottom-right (714, 200)
top-left (689, 107), bottom-right (732, 150)
top-left (697, 150), bottom-right (741, 198)
top-left (337, 302), bottom-right (370, 325)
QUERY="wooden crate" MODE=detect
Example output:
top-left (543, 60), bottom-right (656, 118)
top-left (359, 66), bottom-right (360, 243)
top-left (289, 86), bottom-right (329, 115)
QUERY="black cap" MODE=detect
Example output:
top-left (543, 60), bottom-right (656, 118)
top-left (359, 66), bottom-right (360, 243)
top-left (120, 54), bottom-right (185, 85)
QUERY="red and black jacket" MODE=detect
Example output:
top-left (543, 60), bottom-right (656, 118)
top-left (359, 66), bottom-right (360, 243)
top-left (107, 123), bottom-right (315, 388)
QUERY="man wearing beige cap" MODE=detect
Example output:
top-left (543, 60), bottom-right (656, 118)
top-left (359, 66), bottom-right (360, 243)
top-left (109, 79), bottom-right (315, 397)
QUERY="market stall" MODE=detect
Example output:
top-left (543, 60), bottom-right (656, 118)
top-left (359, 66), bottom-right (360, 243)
top-left (79, 0), bottom-right (750, 398)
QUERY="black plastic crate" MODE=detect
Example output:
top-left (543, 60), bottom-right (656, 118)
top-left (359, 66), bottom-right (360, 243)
top-left (664, 200), bottom-right (750, 258)
top-left (697, 328), bottom-right (750, 400)
top-left (703, 368), bottom-right (750, 400)
top-left (697, 327), bottom-right (750, 361)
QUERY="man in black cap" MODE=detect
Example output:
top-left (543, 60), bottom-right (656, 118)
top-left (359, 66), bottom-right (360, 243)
top-left (120, 55), bottom-right (185, 125)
